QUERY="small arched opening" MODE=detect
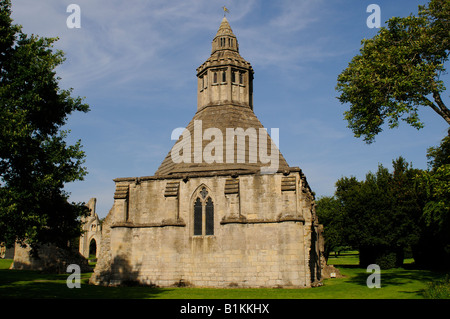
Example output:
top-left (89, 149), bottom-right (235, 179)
top-left (89, 238), bottom-right (97, 259)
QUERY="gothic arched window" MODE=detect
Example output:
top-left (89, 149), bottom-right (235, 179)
top-left (193, 187), bottom-right (214, 236)
top-left (205, 197), bottom-right (214, 235)
top-left (194, 198), bottom-right (202, 235)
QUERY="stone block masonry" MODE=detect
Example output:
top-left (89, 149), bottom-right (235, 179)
top-left (91, 171), bottom-right (322, 288)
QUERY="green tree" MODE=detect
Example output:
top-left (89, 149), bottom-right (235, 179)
top-left (335, 159), bottom-right (422, 268)
top-left (315, 196), bottom-right (346, 261)
top-left (415, 131), bottom-right (450, 268)
top-left (336, 0), bottom-right (450, 143)
top-left (334, 176), bottom-right (366, 255)
top-left (390, 157), bottom-right (424, 262)
top-left (426, 129), bottom-right (450, 170)
top-left (0, 0), bottom-right (90, 253)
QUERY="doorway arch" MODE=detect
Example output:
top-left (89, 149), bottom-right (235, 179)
top-left (89, 238), bottom-right (97, 258)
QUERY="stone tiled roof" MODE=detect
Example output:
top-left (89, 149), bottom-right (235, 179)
top-left (154, 104), bottom-right (290, 176)
top-left (216, 17), bottom-right (235, 38)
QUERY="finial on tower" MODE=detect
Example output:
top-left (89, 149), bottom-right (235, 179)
top-left (222, 6), bottom-right (230, 17)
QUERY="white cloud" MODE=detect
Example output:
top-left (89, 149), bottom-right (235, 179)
top-left (268, 0), bottom-right (323, 32)
top-left (11, 0), bottom-right (338, 93)
top-left (233, 0), bottom-right (348, 70)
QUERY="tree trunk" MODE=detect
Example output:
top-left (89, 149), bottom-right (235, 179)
top-left (428, 92), bottom-right (450, 125)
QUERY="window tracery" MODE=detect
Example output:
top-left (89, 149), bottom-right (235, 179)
top-left (193, 187), bottom-right (214, 236)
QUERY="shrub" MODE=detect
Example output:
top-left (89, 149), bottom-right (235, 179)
top-left (359, 246), bottom-right (403, 269)
top-left (376, 252), bottom-right (397, 270)
top-left (423, 275), bottom-right (450, 299)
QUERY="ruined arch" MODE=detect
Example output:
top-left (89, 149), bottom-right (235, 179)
top-left (79, 198), bottom-right (102, 259)
top-left (89, 237), bottom-right (97, 258)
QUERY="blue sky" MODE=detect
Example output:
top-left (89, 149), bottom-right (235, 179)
top-left (11, 0), bottom-right (449, 218)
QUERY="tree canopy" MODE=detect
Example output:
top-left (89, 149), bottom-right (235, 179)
top-left (336, 0), bottom-right (450, 143)
top-left (317, 157), bottom-right (424, 268)
top-left (314, 196), bottom-right (345, 259)
top-left (0, 0), bottom-right (90, 252)
top-left (416, 130), bottom-right (450, 266)
top-left (317, 130), bottom-right (450, 269)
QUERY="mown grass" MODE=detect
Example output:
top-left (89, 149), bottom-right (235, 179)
top-left (0, 253), bottom-right (448, 299)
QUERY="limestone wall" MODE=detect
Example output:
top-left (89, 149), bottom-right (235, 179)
top-left (11, 242), bottom-right (91, 274)
top-left (79, 198), bottom-right (102, 259)
top-left (90, 172), bottom-right (320, 288)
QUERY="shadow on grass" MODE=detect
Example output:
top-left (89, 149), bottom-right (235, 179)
top-left (334, 264), bottom-right (360, 269)
top-left (328, 250), bottom-right (450, 299)
top-left (336, 264), bottom-right (448, 298)
top-left (0, 268), bottom-right (173, 299)
top-left (348, 268), bottom-right (442, 285)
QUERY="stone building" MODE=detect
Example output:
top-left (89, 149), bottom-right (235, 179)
top-left (79, 198), bottom-right (102, 259)
top-left (0, 243), bottom-right (14, 259)
top-left (90, 17), bottom-right (323, 288)
top-left (8, 199), bottom-right (100, 272)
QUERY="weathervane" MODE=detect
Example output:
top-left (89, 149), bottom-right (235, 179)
top-left (222, 6), bottom-right (230, 17)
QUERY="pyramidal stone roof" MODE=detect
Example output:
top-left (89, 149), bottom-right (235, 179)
top-left (154, 17), bottom-right (292, 177)
top-left (217, 16), bottom-right (234, 36)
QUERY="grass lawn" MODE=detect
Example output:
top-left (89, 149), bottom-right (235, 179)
top-left (0, 253), bottom-right (448, 299)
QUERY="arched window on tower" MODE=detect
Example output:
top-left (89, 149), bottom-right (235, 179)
top-left (193, 187), bottom-right (214, 236)
top-left (213, 72), bottom-right (218, 84)
top-left (222, 70), bottom-right (226, 83)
